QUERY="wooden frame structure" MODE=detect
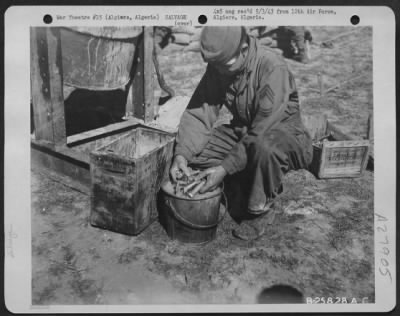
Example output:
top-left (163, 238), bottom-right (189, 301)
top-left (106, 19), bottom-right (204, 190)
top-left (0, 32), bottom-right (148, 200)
top-left (31, 27), bottom-right (156, 187)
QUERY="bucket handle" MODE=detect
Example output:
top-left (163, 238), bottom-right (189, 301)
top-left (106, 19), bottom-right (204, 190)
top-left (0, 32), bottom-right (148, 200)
top-left (166, 191), bottom-right (227, 230)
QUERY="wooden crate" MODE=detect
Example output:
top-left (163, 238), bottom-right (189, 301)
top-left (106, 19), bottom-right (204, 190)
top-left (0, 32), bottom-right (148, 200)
top-left (89, 127), bottom-right (174, 235)
top-left (304, 114), bottom-right (371, 179)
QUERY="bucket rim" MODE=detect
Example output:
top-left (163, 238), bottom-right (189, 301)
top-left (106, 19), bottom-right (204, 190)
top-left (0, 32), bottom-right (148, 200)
top-left (164, 197), bottom-right (226, 230)
top-left (160, 180), bottom-right (223, 201)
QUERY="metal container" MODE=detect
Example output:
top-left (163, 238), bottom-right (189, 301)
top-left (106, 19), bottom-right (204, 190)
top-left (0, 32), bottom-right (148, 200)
top-left (159, 180), bottom-right (226, 244)
top-left (89, 127), bottom-right (174, 235)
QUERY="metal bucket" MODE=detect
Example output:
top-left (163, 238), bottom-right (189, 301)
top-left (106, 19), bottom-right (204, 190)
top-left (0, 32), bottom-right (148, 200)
top-left (159, 181), bottom-right (226, 244)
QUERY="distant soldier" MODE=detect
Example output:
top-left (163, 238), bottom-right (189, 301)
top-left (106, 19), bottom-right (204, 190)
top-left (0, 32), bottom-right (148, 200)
top-left (169, 26), bottom-right (313, 240)
top-left (252, 26), bottom-right (313, 63)
top-left (154, 26), bottom-right (173, 51)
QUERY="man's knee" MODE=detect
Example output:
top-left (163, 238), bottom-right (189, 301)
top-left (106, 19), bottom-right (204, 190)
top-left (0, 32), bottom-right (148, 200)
top-left (249, 135), bottom-right (282, 164)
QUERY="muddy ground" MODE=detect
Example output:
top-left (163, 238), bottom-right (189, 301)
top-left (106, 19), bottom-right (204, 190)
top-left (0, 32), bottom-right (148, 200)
top-left (32, 26), bottom-right (374, 305)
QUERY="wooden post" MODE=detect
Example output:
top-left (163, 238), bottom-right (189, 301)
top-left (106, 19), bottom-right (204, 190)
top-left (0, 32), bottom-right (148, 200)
top-left (31, 27), bottom-right (66, 146)
top-left (130, 31), bottom-right (145, 121)
top-left (128, 26), bottom-right (154, 122)
top-left (143, 27), bottom-right (155, 122)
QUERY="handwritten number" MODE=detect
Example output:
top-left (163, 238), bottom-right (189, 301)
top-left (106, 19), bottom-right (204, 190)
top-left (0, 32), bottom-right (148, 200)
top-left (379, 235), bottom-right (389, 245)
top-left (381, 247), bottom-right (390, 256)
top-left (377, 225), bottom-right (387, 233)
top-left (379, 266), bottom-right (393, 283)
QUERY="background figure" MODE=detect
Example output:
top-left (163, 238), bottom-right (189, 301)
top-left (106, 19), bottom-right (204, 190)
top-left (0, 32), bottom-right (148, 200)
top-left (154, 26), bottom-right (173, 52)
top-left (252, 26), bottom-right (313, 63)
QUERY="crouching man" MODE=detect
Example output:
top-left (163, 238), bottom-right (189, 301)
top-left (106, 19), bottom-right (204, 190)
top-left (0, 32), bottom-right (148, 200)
top-left (169, 26), bottom-right (313, 240)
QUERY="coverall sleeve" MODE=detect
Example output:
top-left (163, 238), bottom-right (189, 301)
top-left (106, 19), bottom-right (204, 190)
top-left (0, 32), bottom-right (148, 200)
top-left (174, 66), bottom-right (223, 162)
top-left (221, 64), bottom-right (294, 174)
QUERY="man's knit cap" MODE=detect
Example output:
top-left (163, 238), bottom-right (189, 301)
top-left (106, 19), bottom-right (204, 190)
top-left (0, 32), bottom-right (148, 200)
top-left (200, 26), bottom-right (245, 64)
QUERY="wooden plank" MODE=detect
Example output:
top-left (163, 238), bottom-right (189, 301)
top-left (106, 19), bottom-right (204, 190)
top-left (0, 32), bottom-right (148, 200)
top-left (143, 26), bottom-right (155, 123)
top-left (32, 139), bottom-right (89, 163)
top-left (130, 28), bottom-right (145, 120)
top-left (31, 141), bottom-right (91, 187)
top-left (47, 28), bottom-right (67, 145)
top-left (322, 139), bottom-right (370, 148)
top-left (30, 27), bottom-right (66, 146)
top-left (56, 146), bottom-right (91, 164)
top-left (31, 27), bottom-right (54, 143)
top-left (128, 27), bottom-right (155, 122)
top-left (67, 119), bottom-right (140, 146)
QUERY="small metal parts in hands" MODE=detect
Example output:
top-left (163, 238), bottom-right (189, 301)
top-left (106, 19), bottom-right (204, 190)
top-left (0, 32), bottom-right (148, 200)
top-left (187, 179), bottom-right (207, 198)
top-left (182, 180), bottom-right (201, 194)
top-left (174, 180), bottom-right (186, 196)
top-left (174, 169), bottom-right (206, 198)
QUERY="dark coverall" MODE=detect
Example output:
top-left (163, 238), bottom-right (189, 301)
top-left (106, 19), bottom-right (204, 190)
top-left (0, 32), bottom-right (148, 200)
top-left (174, 36), bottom-right (313, 215)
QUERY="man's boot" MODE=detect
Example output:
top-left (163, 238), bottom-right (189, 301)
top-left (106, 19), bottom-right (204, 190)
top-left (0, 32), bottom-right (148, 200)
top-left (232, 201), bottom-right (277, 241)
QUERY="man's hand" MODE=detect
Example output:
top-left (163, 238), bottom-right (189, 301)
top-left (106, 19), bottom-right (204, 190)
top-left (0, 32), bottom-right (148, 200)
top-left (198, 165), bottom-right (227, 193)
top-left (170, 155), bottom-right (191, 182)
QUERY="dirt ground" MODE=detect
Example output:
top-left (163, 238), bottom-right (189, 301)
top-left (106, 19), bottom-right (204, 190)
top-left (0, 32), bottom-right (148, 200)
top-left (32, 26), bottom-right (374, 305)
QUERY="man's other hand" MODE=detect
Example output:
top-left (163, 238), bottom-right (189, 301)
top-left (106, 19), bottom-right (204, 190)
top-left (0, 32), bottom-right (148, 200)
top-left (170, 155), bottom-right (191, 182)
top-left (198, 166), bottom-right (227, 193)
